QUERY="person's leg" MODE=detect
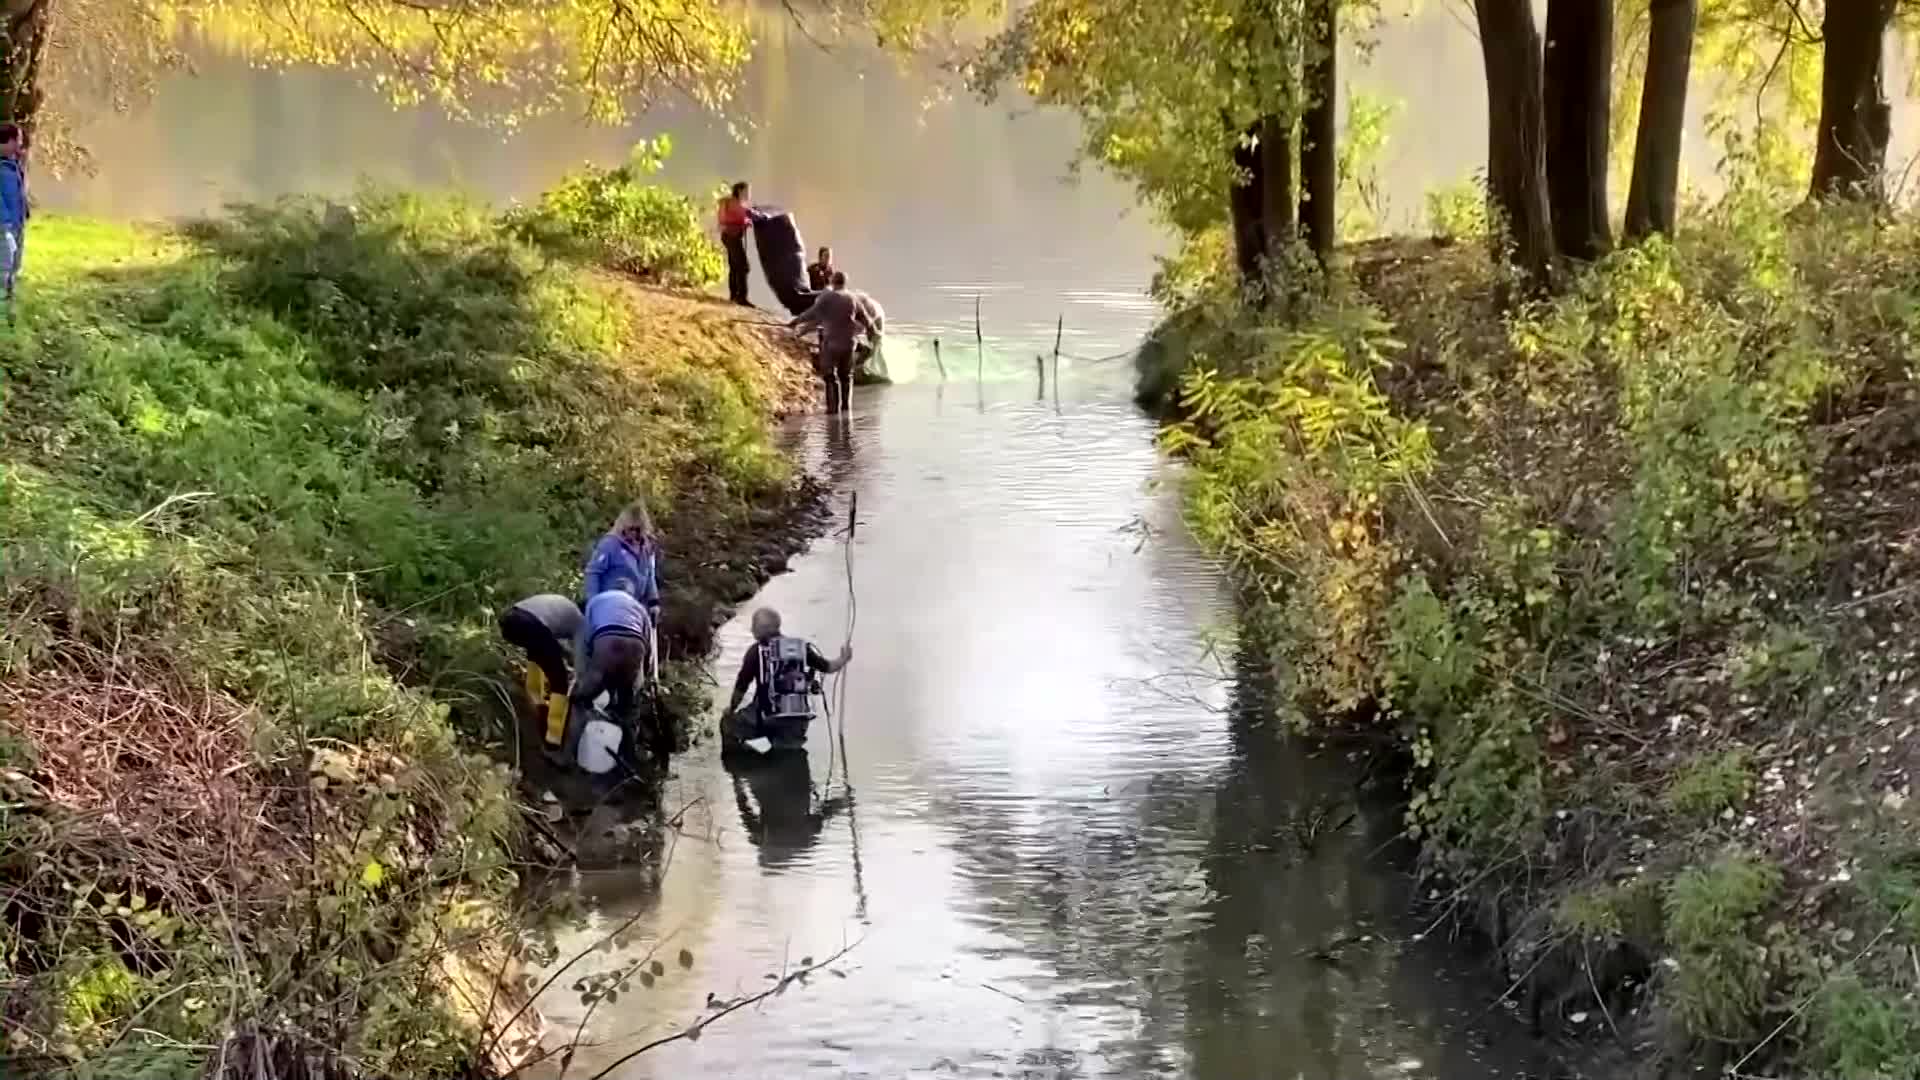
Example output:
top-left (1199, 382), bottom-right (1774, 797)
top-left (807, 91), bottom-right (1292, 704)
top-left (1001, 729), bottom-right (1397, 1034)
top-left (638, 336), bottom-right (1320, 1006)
top-left (724, 233), bottom-right (750, 305)
top-left (561, 638), bottom-right (613, 764)
top-left (832, 345), bottom-right (855, 414)
top-left (5, 228), bottom-right (21, 323)
top-left (500, 609), bottom-right (562, 746)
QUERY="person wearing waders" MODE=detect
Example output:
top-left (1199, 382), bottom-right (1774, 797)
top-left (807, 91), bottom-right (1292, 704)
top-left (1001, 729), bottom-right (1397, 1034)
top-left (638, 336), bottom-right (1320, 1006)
top-left (789, 271), bottom-right (875, 414)
top-left (0, 124), bottom-right (30, 323)
top-left (499, 594), bottom-right (583, 753)
top-left (716, 181), bottom-right (766, 307)
top-left (559, 586), bottom-right (660, 767)
top-left (723, 607), bottom-right (851, 753)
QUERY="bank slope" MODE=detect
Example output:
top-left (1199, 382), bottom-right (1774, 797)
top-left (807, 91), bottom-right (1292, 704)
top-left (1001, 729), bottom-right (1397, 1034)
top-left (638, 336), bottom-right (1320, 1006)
top-left (1150, 208), bottom-right (1920, 1079)
top-left (0, 197), bottom-right (813, 1073)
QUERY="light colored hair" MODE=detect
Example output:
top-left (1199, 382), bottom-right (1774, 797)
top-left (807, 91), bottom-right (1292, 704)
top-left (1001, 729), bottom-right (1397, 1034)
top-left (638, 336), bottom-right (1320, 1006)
top-left (611, 499), bottom-right (654, 540)
top-left (750, 607), bottom-right (782, 640)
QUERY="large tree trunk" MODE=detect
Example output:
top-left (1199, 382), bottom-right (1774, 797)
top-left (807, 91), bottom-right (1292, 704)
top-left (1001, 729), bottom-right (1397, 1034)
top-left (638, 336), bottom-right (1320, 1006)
top-left (1259, 113), bottom-right (1295, 259)
top-left (1624, 0), bottom-right (1695, 241)
top-left (1543, 0), bottom-right (1612, 260)
top-left (1809, 0), bottom-right (1896, 202)
top-left (1, 0), bottom-right (50, 134)
top-left (1299, 0), bottom-right (1337, 263)
top-left (1228, 119), bottom-right (1269, 289)
top-left (1475, 0), bottom-right (1555, 282)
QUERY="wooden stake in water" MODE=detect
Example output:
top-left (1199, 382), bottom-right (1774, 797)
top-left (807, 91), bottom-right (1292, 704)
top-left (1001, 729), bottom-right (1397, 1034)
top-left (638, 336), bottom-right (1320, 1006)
top-left (1035, 355), bottom-right (1046, 399)
top-left (933, 337), bottom-right (947, 381)
top-left (974, 294), bottom-right (984, 384)
top-left (1052, 315), bottom-right (1064, 406)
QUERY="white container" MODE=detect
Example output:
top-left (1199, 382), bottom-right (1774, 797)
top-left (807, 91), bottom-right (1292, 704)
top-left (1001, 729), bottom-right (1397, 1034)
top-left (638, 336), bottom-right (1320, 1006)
top-left (576, 718), bottom-right (623, 775)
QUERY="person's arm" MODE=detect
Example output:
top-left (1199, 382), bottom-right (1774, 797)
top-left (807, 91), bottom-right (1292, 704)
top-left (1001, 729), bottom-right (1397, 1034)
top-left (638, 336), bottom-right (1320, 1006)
top-left (582, 538), bottom-right (612, 599)
top-left (726, 649), bottom-right (759, 713)
top-left (807, 642), bottom-right (852, 674)
top-left (789, 297), bottom-right (822, 330)
top-left (640, 549), bottom-right (662, 619)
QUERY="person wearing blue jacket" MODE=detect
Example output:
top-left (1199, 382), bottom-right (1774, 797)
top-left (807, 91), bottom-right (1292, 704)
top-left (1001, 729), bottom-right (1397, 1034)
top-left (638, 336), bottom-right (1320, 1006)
top-left (555, 586), bottom-right (658, 766)
top-left (583, 500), bottom-right (662, 621)
top-left (0, 124), bottom-right (29, 322)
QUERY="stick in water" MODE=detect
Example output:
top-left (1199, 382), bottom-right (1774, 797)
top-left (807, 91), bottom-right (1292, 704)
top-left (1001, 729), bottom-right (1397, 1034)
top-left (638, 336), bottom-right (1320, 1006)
top-left (974, 294), bottom-right (984, 384)
top-left (933, 338), bottom-right (946, 381)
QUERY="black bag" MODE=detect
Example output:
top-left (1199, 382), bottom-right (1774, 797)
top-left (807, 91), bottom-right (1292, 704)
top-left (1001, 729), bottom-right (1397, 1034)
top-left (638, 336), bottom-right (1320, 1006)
top-left (752, 209), bottom-right (815, 316)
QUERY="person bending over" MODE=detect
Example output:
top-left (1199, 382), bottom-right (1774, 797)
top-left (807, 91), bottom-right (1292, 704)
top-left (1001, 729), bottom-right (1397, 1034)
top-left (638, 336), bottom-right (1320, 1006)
top-left (560, 588), bottom-right (657, 766)
top-left (499, 593), bottom-right (583, 750)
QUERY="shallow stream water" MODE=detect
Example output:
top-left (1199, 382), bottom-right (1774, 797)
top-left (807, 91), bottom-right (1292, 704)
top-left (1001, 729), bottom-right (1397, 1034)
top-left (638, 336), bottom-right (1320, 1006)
top-left (528, 371), bottom-right (1549, 1079)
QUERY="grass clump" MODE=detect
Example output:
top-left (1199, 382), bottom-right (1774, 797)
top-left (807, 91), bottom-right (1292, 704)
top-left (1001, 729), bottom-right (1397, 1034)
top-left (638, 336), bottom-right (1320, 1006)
top-left (1663, 852), bottom-right (1782, 1040)
top-left (1150, 195), bottom-right (1920, 1073)
top-left (1665, 749), bottom-right (1754, 823)
top-left (0, 188), bottom-right (807, 1072)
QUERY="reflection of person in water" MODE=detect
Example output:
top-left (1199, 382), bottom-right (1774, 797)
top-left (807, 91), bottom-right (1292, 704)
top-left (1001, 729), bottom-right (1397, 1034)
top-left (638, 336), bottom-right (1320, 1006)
top-left (727, 749), bottom-right (849, 870)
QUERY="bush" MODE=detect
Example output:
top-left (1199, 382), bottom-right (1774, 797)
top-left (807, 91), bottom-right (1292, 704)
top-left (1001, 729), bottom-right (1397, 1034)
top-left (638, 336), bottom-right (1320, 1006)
top-left (1149, 200), bottom-right (1920, 1073)
top-left (506, 137), bottom-right (724, 287)
top-left (0, 193), bottom-right (799, 1071)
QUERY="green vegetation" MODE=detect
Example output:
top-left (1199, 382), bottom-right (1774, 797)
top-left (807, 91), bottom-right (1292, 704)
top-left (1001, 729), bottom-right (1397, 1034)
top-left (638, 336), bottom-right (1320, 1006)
top-left (507, 137), bottom-right (725, 288)
top-left (0, 180), bottom-right (808, 1072)
top-left (1147, 193), bottom-right (1920, 1074)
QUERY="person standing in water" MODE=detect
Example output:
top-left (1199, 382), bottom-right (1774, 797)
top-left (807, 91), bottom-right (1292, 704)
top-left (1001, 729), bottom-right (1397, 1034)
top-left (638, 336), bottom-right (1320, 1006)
top-left (724, 607), bottom-right (851, 751)
top-left (790, 271), bottom-right (876, 415)
top-left (806, 246), bottom-right (836, 293)
top-left (0, 125), bottom-right (30, 322)
top-left (717, 181), bottom-right (765, 307)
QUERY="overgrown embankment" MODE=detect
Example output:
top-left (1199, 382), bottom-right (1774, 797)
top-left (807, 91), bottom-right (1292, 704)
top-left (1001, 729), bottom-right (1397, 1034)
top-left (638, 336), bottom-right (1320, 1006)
top-left (1147, 205), bottom-right (1920, 1078)
top-left (0, 177), bottom-right (816, 1073)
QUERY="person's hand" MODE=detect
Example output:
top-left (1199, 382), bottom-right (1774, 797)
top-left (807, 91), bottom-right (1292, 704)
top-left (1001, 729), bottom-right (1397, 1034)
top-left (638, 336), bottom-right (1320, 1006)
top-left (837, 644), bottom-right (853, 666)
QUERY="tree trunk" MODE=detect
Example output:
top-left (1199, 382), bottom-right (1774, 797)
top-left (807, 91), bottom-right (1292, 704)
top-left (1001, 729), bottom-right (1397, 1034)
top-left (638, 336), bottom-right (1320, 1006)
top-left (1228, 119), bottom-right (1269, 289)
top-left (1299, 0), bottom-right (1337, 263)
top-left (1475, 0), bottom-right (1555, 281)
top-left (1809, 0), bottom-right (1896, 202)
top-left (0, 0), bottom-right (50, 134)
top-left (1259, 112), bottom-right (1295, 258)
top-left (1543, 0), bottom-right (1612, 260)
top-left (1624, 0), bottom-right (1695, 241)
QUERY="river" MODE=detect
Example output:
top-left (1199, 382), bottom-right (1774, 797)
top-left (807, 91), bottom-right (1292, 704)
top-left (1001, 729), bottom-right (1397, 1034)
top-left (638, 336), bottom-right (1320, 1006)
top-left (43, 11), bottom-right (1571, 1076)
top-left (531, 380), bottom-right (1555, 1079)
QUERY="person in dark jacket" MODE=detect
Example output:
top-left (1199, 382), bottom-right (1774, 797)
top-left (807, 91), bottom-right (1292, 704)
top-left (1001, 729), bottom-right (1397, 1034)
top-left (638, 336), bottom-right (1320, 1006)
top-left (723, 607), bottom-right (850, 750)
top-left (716, 181), bottom-right (767, 306)
top-left (499, 593), bottom-right (583, 750)
top-left (806, 246), bottom-right (836, 292)
top-left (583, 500), bottom-right (662, 622)
top-left (0, 124), bottom-right (29, 322)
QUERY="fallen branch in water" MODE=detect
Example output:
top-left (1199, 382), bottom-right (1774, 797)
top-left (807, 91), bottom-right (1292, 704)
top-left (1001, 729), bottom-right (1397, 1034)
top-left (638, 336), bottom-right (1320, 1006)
top-left (573, 938), bottom-right (863, 1080)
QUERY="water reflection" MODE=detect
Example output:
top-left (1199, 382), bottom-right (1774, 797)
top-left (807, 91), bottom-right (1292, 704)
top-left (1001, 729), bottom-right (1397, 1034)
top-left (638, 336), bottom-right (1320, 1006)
top-left (726, 749), bottom-right (850, 871)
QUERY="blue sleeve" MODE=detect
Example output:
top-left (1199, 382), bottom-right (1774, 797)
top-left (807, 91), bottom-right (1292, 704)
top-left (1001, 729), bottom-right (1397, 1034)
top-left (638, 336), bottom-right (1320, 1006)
top-left (641, 551), bottom-right (661, 610)
top-left (1, 171), bottom-right (24, 230)
top-left (583, 537), bottom-right (613, 598)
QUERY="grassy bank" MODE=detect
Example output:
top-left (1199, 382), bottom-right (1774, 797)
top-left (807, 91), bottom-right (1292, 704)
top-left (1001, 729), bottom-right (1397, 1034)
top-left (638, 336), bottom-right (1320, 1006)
top-left (0, 177), bottom-right (816, 1072)
top-left (1148, 203), bottom-right (1920, 1077)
